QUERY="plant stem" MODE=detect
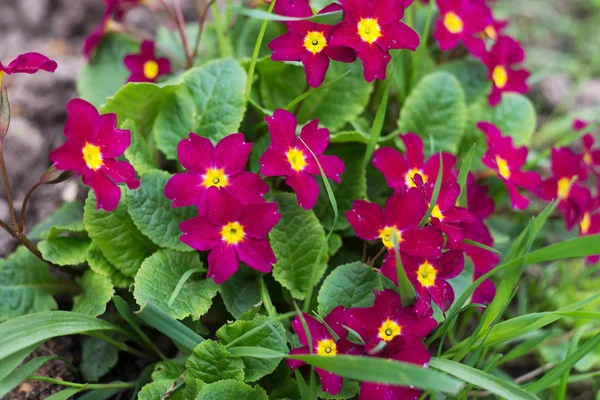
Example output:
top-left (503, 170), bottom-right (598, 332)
top-left (191, 0), bottom-right (217, 61)
top-left (27, 376), bottom-right (136, 390)
top-left (158, 0), bottom-right (193, 68)
top-left (368, 246), bottom-right (387, 266)
top-left (212, 2), bottom-right (232, 58)
top-left (0, 144), bottom-right (17, 230)
top-left (260, 277), bottom-right (277, 317)
top-left (245, 0), bottom-right (277, 101)
top-left (18, 181), bottom-right (41, 235)
top-left (87, 332), bottom-right (153, 361)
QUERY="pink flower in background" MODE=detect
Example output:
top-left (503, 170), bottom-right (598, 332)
top-left (466, 173), bottom-right (495, 220)
top-left (433, 0), bottom-right (492, 57)
top-left (373, 133), bottom-right (456, 192)
top-left (581, 134), bottom-right (600, 174)
top-left (165, 133), bottom-right (269, 215)
top-left (124, 41), bottom-right (171, 83)
top-left (579, 199), bottom-right (600, 264)
top-left (50, 99), bottom-right (139, 212)
top-left (179, 189), bottom-right (280, 284)
top-left (329, 0), bottom-right (420, 82)
top-left (260, 109), bottom-right (345, 210)
top-left (346, 189), bottom-right (444, 257)
top-left (479, 122), bottom-right (541, 210)
top-left (0, 53), bottom-right (57, 81)
top-left (269, 0), bottom-right (356, 87)
top-left (482, 36), bottom-right (530, 106)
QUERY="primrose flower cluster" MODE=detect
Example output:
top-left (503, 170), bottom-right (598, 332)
top-left (269, 0), bottom-right (529, 105)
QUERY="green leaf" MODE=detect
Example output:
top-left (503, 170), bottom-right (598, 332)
top-left (0, 342), bottom-right (41, 381)
top-left (39, 236), bottom-right (91, 266)
top-left (134, 250), bottom-right (219, 320)
top-left (86, 244), bottom-right (132, 289)
top-left (319, 380), bottom-right (359, 399)
top-left (127, 170), bottom-right (196, 251)
top-left (196, 379), bottom-right (268, 400)
top-left (28, 202), bottom-right (84, 241)
top-left (84, 189), bottom-right (157, 277)
top-left (186, 340), bottom-right (245, 383)
top-left (73, 270), bottom-right (115, 317)
top-left (258, 60), bottom-right (373, 131)
top-left (153, 58), bottom-right (247, 159)
top-left (152, 360), bottom-right (185, 381)
top-left (269, 193), bottom-right (327, 300)
top-left (327, 234), bottom-right (343, 257)
top-left (221, 267), bottom-right (262, 319)
top-left (329, 131), bottom-right (370, 144)
top-left (317, 262), bottom-right (379, 316)
top-left (122, 119), bottom-right (158, 175)
top-left (313, 146), bottom-right (367, 231)
top-left (0, 247), bottom-right (65, 320)
top-left (217, 315), bottom-right (288, 382)
top-left (0, 311), bottom-right (132, 360)
top-left (138, 379), bottom-right (176, 400)
top-left (77, 33), bottom-right (139, 108)
top-left (429, 358), bottom-right (539, 400)
top-left (80, 336), bottom-right (119, 382)
top-left (439, 60), bottom-right (489, 104)
top-left (45, 388), bottom-right (86, 400)
top-left (397, 72), bottom-right (467, 155)
top-left (0, 356), bottom-right (62, 398)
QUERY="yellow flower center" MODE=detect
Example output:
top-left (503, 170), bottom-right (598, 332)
top-left (303, 31), bottom-right (327, 55)
top-left (143, 60), bottom-right (159, 80)
top-left (405, 168), bottom-right (427, 188)
top-left (378, 319), bottom-right (402, 342)
top-left (580, 212), bottom-right (591, 235)
top-left (484, 25), bottom-right (498, 40)
top-left (444, 12), bottom-right (464, 34)
top-left (0, 71), bottom-right (4, 86)
top-left (583, 152), bottom-right (593, 166)
top-left (221, 222), bottom-right (245, 245)
top-left (417, 261), bottom-right (437, 287)
top-left (82, 142), bottom-right (104, 171)
top-left (203, 168), bottom-right (228, 188)
top-left (286, 147), bottom-right (307, 172)
top-left (496, 156), bottom-right (511, 179)
top-left (430, 205), bottom-right (444, 221)
top-left (357, 18), bottom-right (382, 44)
top-left (492, 66), bottom-right (508, 89)
top-left (316, 339), bottom-right (337, 356)
top-left (557, 177), bottom-right (571, 199)
top-left (379, 226), bottom-right (402, 250)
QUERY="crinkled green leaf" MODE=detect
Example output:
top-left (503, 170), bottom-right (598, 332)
top-left (84, 189), bottom-right (157, 277)
top-left (28, 202), bottom-right (84, 241)
top-left (80, 336), bottom-right (118, 382)
top-left (86, 243), bottom-right (132, 289)
top-left (73, 270), bottom-right (114, 317)
top-left (186, 340), bottom-right (245, 383)
top-left (127, 170), bottom-right (196, 251)
top-left (39, 237), bottom-right (91, 266)
top-left (221, 267), bottom-right (262, 319)
top-left (327, 234), bottom-right (342, 258)
top-left (439, 60), bottom-right (489, 104)
top-left (196, 379), bottom-right (268, 400)
top-left (134, 250), bottom-right (218, 320)
top-left (152, 361), bottom-right (186, 381)
top-left (138, 379), bottom-right (178, 400)
top-left (317, 262), bottom-right (380, 316)
top-left (0, 247), bottom-right (64, 320)
top-left (153, 58), bottom-right (247, 159)
top-left (330, 131), bottom-right (370, 144)
top-left (269, 193), bottom-right (327, 300)
top-left (397, 72), bottom-right (467, 155)
top-left (217, 315), bottom-right (288, 382)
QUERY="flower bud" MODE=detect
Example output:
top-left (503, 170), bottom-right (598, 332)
top-left (39, 164), bottom-right (74, 185)
top-left (0, 82), bottom-right (10, 142)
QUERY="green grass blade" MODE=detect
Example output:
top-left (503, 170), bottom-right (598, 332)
top-left (45, 387), bottom-right (86, 400)
top-left (0, 342), bottom-right (42, 381)
top-left (462, 239), bottom-right (501, 254)
top-left (285, 71), bottom-right (351, 111)
top-left (0, 356), bottom-right (64, 397)
top-left (167, 267), bottom-right (206, 307)
top-left (457, 144), bottom-right (475, 207)
top-left (392, 231), bottom-right (415, 305)
top-left (419, 154), bottom-right (444, 226)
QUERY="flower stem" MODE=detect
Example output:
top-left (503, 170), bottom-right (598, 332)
top-left (18, 181), bottom-right (41, 235)
top-left (191, 0), bottom-right (217, 61)
top-left (27, 376), bottom-right (136, 390)
top-left (0, 144), bottom-right (17, 230)
top-left (245, 0), bottom-right (277, 101)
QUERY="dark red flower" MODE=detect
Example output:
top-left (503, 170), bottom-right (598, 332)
top-left (0, 53), bottom-right (57, 81)
top-left (358, 336), bottom-right (431, 400)
top-left (165, 133), bottom-right (269, 215)
top-left (479, 122), bottom-right (541, 210)
top-left (581, 134), bottom-right (600, 175)
top-left (346, 189), bottom-right (444, 257)
top-left (373, 134), bottom-right (456, 192)
top-left (433, 0), bottom-right (492, 57)
top-left (482, 36), bottom-right (530, 106)
top-left (269, 0), bottom-right (356, 87)
top-left (472, 273), bottom-right (497, 305)
top-left (539, 148), bottom-right (591, 230)
top-left (466, 173), bottom-right (495, 220)
top-left (329, 0), bottom-right (420, 82)
top-left (287, 307), bottom-right (361, 395)
top-left (179, 189), bottom-right (280, 284)
top-left (49, 99), bottom-right (139, 212)
top-left (259, 109), bottom-right (345, 210)
top-left (579, 200), bottom-right (600, 264)
top-left (124, 41), bottom-right (171, 83)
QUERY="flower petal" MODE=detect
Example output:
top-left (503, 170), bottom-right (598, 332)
top-left (239, 202), bottom-right (281, 239)
top-left (101, 159), bottom-right (140, 189)
top-left (206, 187), bottom-right (243, 226)
top-left (285, 172), bottom-right (320, 210)
top-left (82, 171), bottom-right (122, 212)
top-left (178, 133), bottom-right (214, 172)
top-left (260, 147), bottom-right (294, 177)
top-left (265, 109), bottom-right (298, 150)
top-left (372, 147), bottom-right (408, 189)
top-left (299, 119), bottom-right (329, 155)
top-left (226, 171), bottom-right (270, 205)
top-left (236, 237), bottom-right (276, 273)
top-left (207, 243), bottom-right (239, 284)
top-left (180, 216), bottom-right (221, 251)
top-left (214, 133), bottom-right (252, 175)
top-left (165, 172), bottom-right (207, 208)
top-left (346, 200), bottom-right (384, 240)
top-left (358, 43), bottom-right (390, 82)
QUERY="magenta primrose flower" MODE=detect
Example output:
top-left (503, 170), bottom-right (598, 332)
top-left (433, 0), bottom-right (491, 57)
top-left (358, 336), bottom-right (431, 400)
top-left (373, 133), bottom-right (456, 192)
top-left (482, 36), bottom-right (530, 106)
top-left (287, 307), bottom-right (361, 395)
top-left (539, 148), bottom-right (592, 230)
top-left (466, 173), bottom-right (495, 221)
top-left (345, 290), bottom-right (438, 350)
top-left (124, 41), bottom-right (171, 83)
top-left (259, 109), bottom-right (345, 210)
top-left (269, 0), bottom-right (356, 87)
top-left (345, 189), bottom-right (444, 257)
top-left (581, 134), bottom-right (600, 175)
top-left (479, 122), bottom-right (541, 210)
top-left (329, 0), bottom-right (420, 82)
top-left (165, 133), bottom-right (269, 215)
top-left (49, 98), bottom-right (140, 212)
top-left (179, 189), bottom-right (280, 284)
top-left (579, 201), bottom-right (600, 264)
top-left (0, 52), bottom-right (57, 82)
